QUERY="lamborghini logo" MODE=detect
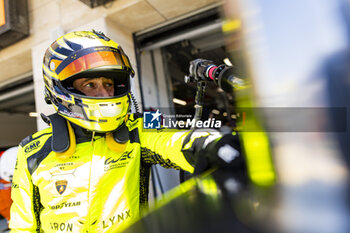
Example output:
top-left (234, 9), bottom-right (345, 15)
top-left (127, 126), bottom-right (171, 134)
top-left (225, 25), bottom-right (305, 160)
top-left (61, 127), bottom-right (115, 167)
top-left (55, 180), bottom-right (68, 195)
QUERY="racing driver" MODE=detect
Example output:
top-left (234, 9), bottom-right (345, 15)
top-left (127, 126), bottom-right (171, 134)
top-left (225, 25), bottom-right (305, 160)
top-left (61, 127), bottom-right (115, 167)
top-left (9, 31), bottom-right (244, 233)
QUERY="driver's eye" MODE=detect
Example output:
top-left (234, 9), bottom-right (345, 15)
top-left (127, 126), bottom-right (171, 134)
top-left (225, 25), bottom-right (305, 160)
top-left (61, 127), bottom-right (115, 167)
top-left (85, 82), bottom-right (95, 88)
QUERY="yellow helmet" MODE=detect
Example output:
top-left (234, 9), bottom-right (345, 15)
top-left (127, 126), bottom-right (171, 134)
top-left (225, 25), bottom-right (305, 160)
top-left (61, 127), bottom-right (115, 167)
top-left (42, 31), bottom-right (135, 132)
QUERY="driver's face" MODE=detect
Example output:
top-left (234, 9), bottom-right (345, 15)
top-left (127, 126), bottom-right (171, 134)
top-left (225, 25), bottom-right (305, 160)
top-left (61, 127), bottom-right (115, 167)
top-left (73, 77), bottom-right (114, 97)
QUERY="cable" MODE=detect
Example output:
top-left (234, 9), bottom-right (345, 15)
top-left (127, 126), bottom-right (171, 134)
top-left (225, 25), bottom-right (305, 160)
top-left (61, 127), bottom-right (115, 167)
top-left (130, 92), bottom-right (140, 113)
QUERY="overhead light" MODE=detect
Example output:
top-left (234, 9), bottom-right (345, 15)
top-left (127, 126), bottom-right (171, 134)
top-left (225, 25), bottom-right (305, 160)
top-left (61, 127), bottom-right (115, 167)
top-left (211, 109), bottom-right (220, 115)
top-left (173, 98), bottom-right (187, 106)
top-left (223, 58), bottom-right (233, 66)
top-left (223, 112), bottom-right (228, 117)
top-left (29, 112), bottom-right (39, 117)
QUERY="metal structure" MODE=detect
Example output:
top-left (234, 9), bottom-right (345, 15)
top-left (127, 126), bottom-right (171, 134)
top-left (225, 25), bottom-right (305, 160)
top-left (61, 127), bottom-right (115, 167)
top-left (78, 0), bottom-right (114, 8)
top-left (0, 0), bottom-right (29, 49)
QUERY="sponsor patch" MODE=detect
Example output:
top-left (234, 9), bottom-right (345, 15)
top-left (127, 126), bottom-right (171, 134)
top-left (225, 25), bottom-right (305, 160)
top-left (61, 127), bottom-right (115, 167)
top-left (104, 150), bottom-right (133, 171)
top-left (55, 180), bottom-right (68, 195)
top-left (24, 141), bottom-right (40, 153)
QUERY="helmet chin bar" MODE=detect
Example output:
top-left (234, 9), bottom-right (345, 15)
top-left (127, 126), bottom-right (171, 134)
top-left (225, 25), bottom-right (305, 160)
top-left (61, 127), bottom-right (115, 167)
top-left (45, 83), bottom-right (130, 133)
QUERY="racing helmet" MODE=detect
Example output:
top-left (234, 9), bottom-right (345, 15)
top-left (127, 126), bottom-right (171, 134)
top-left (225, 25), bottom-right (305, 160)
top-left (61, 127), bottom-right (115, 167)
top-left (0, 146), bottom-right (18, 182)
top-left (42, 31), bottom-right (135, 132)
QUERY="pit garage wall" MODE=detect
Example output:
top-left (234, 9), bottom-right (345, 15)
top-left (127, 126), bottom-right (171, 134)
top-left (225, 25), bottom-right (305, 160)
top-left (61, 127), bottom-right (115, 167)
top-left (1, 112), bottom-right (37, 147)
top-left (140, 48), bottom-right (180, 195)
top-left (32, 17), bottom-right (141, 130)
top-left (140, 48), bottom-right (174, 109)
top-left (0, 0), bottom-right (222, 131)
top-left (0, 0), bottom-right (222, 196)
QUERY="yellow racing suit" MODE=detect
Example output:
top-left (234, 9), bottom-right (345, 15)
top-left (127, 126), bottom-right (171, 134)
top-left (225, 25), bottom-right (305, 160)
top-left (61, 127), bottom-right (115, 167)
top-left (9, 113), bottom-right (218, 233)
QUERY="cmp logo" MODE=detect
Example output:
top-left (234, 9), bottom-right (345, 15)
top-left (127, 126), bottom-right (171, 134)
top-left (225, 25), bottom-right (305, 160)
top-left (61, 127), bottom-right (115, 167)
top-left (55, 180), bottom-right (68, 195)
top-left (24, 141), bottom-right (40, 153)
top-left (143, 110), bottom-right (161, 129)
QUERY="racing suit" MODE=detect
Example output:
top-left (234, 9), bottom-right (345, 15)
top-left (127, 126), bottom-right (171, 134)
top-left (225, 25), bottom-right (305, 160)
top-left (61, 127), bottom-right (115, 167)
top-left (9, 113), bottom-right (218, 233)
